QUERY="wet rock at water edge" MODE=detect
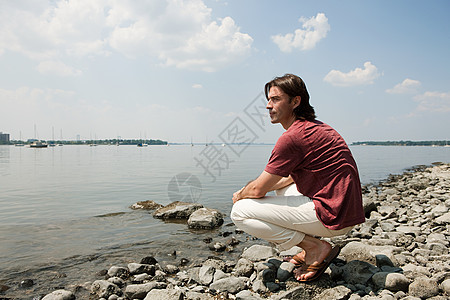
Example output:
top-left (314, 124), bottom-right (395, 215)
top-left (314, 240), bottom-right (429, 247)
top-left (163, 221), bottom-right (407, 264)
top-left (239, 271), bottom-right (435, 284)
top-left (19, 279), bottom-right (34, 288)
top-left (187, 207), bottom-right (224, 229)
top-left (41, 289), bottom-right (75, 300)
top-left (153, 201), bottom-right (203, 219)
top-left (130, 200), bottom-right (163, 210)
top-left (140, 256), bottom-right (157, 265)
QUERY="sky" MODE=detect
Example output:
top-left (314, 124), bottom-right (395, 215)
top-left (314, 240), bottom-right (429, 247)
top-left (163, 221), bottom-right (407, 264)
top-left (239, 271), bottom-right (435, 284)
top-left (1, 0), bottom-right (449, 144)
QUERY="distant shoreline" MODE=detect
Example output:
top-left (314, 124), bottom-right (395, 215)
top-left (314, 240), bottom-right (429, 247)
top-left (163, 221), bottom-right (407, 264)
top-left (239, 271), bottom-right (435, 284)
top-left (352, 140), bottom-right (450, 147)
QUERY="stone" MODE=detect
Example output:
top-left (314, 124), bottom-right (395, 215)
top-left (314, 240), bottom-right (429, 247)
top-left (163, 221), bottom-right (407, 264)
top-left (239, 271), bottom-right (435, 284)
top-left (140, 256), bottom-right (158, 265)
top-left (19, 279), bottom-right (34, 288)
top-left (408, 277), bottom-right (440, 299)
top-left (108, 277), bottom-right (125, 288)
top-left (251, 279), bottom-right (268, 294)
top-left (209, 276), bottom-right (245, 294)
top-left (277, 262), bottom-right (295, 282)
top-left (273, 286), bottom-right (310, 299)
top-left (107, 266), bottom-right (130, 280)
top-left (132, 273), bottom-right (151, 283)
top-left (153, 201), bottom-right (203, 219)
top-left (312, 285), bottom-right (352, 300)
top-left (42, 290), bottom-right (75, 300)
top-left (185, 291), bottom-right (215, 299)
top-left (260, 268), bottom-right (276, 282)
top-left (187, 208), bottom-right (224, 229)
top-left (265, 281), bottom-right (280, 292)
top-left (235, 258), bottom-right (254, 277)
top-left (371, 272), bottom-right (410, 292)
top-left (395, 226), bottom-right (421, 237)
top-left (198, 265), bottom-right (215, 285)
top-left (144, 289), bottom-right (184, 300)
top-left (91, 280), bottom-right (122, 299)
top-left (435, 212), bottom-right (450, 224)
top-left (241, 245), bottom-right (276, 261)
top-left (441, 279), bottom-right (450, 295)
top-left (235, 290), bottom-right (263, 299)
top-left (340, 241), bottom-right (400, 265)
top-left (375, 254), bottom-right (395, 268)
top-left (209, 242), bottom-right (226, 252)
top-left (128, 263), bottom-right (155, 275)
top-left (124, 281), bottom-right (167, 299)
top-left (130, 200), bottom-right (163, 210)
top-left (213, 269), bottom-right (228, 282)
top-left (342, 260), bottom-right (379, 285)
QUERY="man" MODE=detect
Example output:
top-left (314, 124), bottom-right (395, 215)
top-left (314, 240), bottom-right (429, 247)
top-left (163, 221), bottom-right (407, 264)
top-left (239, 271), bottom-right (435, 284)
top-left (231, 74), bottom-right (365, 282)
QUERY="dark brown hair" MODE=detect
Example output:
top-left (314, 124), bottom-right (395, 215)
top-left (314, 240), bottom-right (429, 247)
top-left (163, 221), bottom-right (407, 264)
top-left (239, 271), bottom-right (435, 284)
top-left (264, 73), bottom-right (316, 121)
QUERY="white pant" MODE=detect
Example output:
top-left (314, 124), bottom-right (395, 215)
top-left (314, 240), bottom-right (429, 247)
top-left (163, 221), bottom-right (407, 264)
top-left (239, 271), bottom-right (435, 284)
top-left (231, 184), bottom-right (352, 250)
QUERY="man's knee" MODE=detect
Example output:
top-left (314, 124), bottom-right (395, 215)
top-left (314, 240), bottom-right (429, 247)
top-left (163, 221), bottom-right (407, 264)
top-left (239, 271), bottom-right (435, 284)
top-left (230, 200), bottom-right (249, 223)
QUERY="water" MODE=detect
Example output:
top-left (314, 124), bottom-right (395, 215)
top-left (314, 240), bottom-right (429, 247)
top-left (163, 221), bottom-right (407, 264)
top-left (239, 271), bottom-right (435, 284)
top-left (0, 144), bottom-right (449, 297)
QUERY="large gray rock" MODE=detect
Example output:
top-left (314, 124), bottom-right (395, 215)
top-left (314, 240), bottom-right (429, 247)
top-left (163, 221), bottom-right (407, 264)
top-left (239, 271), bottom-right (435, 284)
top-left (124, 281), bottom-right (167, 299)
top-left (187, 207), bottom-right (224, 229)
top-left (371, 272), bottom-right (410, 292)
top-left (241, 245), bottom-right (276, 262)
top-left (408, 277), bottom-right (440, 299)
top-left (153, 201), bottom-right (203, 219)
top-left (342, 260), bottom-right (379, 285)
top-left (42, 290), bottom-right (75, 300)
top-left (340, 241), bottom-right (400, 265)
top-left (91, 280), bottom-right (122, 299)
top-left (144, 289), bottom-right (184, 300)
top-left (209, 276), bottom-right (245, 294)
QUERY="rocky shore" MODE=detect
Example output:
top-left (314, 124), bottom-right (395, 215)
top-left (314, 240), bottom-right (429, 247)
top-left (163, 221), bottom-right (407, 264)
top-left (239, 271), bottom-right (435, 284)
top-left (2, 163), bottom-right (449, 299)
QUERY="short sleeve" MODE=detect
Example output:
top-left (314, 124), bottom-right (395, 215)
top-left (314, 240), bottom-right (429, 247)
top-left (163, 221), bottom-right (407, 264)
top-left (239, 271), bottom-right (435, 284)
top-left (264, 134), bottom-right (302, 177)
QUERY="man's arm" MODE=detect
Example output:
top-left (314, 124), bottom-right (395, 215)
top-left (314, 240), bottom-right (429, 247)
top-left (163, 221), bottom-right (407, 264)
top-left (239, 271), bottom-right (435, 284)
top-left (270, 175), bottom-right (294, 191)
top-left (232, 171), bottom-right (283, 203)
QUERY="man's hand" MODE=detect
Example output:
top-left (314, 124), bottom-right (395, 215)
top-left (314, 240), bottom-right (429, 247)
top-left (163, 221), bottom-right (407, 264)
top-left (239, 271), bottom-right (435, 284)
top-left (232, 187), bottom-right (244, 203)
top-left (231, 171), bottom-right (283, 204)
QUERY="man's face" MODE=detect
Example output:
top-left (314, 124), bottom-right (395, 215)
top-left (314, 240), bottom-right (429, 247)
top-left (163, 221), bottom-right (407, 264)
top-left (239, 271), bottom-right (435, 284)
top-left (266, 86), bottom-right (298, 127)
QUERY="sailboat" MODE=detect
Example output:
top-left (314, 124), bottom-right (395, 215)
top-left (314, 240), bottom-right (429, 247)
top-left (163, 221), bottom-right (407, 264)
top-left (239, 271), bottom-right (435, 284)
top-left (15, 131), bottom-right (25, 146)
top-left (58, 129), bottom-right (64, 146)
top-left (49, 127), bottom-right (56, 147)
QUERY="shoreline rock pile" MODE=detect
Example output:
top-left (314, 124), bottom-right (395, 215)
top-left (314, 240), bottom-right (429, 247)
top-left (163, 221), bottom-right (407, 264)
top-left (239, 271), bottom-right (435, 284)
top-left (6, 163), bottom-right (450, 299)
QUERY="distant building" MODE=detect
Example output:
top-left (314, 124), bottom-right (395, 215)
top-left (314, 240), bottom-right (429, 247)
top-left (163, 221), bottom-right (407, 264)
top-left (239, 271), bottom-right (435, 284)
top-left (0, 132), bottom-right (10, 143)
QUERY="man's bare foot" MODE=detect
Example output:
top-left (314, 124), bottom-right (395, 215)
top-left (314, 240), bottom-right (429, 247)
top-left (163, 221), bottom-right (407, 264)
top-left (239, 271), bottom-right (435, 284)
top-left (293, 237), bottom-right (332, 281)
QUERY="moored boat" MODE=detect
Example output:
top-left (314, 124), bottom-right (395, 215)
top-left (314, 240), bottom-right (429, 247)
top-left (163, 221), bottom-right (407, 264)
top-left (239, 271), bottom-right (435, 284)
top-left (30, 141), bottom-right (48, 148)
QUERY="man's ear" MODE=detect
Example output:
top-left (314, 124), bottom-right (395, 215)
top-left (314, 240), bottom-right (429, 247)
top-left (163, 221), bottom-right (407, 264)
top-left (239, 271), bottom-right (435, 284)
top-left (292, 96), bottom-right (301, 109)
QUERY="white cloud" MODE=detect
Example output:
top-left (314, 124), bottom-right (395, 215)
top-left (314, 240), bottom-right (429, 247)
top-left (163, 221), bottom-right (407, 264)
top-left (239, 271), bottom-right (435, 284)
top-left (413, 91), bottom-right (450, 113)
top-left (0, 0), bottom-right (252, 72)
top-left (192, 84), bottom-right (203, 89)
top-left (37, 60), bottom-right (82, 77)
top-left (323, 62), bottom-right (381, 87)
top-left (386, 78), bottom-right (421, 94)
top-left (271, 13), bottom-right (330, 52)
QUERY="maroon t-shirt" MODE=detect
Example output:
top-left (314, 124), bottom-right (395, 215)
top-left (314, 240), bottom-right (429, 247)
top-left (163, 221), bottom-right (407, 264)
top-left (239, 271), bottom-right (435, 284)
top-left (264, 119), bottom-right (365, 230)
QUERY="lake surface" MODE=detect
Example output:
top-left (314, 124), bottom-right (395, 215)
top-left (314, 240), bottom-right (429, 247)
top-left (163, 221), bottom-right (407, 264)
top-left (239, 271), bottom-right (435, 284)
top-left (0, 144), bottom-right (449, 297)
